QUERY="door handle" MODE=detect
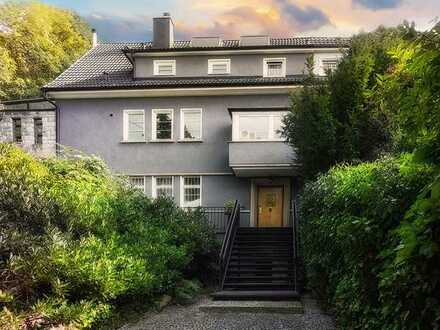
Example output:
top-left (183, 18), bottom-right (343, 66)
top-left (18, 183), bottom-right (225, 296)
top-left (258, 207), bottom-right (262, 214)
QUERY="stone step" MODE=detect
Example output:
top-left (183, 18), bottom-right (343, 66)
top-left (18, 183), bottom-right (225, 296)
top-left (200, 300), bottom-right (303, 314)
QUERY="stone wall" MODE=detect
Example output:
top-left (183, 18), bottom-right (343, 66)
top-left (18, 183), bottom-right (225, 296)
top-left (0, 110), bottom-right (56, 156)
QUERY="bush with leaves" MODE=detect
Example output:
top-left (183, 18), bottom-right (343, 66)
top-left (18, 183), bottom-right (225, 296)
top-left (300, 154), bottom-right (436, 329)
top-left (0, 143), bottom-right (218, 329)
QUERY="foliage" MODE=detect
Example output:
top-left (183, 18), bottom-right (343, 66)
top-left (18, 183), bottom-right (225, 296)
top-left (374, 22), bottom-right (440, 165)
top-left (0, 143), bottom-right (218, 329)
top-left (283, 23), bottom-right (417, 179)
top-left (0, 1), bottom-right (91, 99)
top-left (300, 155), bottom-right (437, 329)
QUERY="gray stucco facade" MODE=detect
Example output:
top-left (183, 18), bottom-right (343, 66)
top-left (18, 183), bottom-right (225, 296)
top-left (56, 94), bottom-right (291, 215)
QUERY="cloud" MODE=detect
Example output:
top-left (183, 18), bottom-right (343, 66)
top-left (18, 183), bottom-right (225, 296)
top-left (84, 13), bottom-right (152, 42)
top-left (176, 2), bottom-right (331, 39)
top-left (352, 0), bottom-right (404, 11)
top-left (275, 0), bottom-right (330, 30)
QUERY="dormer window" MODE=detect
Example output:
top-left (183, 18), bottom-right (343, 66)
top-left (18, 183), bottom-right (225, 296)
top-left (208, 59), bottom-right (230, 75)
top-left (153, 60), bottom-right (176, 76)
top-left (263, 58), bottom-right (286, 77)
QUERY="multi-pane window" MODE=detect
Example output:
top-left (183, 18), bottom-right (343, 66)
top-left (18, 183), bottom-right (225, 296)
top-left (153, 176), bottom-right (173, 198)
top-left (12, 118), bottom-right (22, 143)
top-left (208, 59), bottom-right (230, 75)
top-left (123, 110), bottom-right (145, 142)
top-left (263, 58), bottom-right (286, 77)
top-left (153, 60), bottom-right (176, 76)
top-left (180, 109), bottom-right (202, 140)
top-left (129, 176), bottom-right (145, 193)
top-left (322, 59), bottom-right (339, 73)
top-left (34, 117), bottom-right (43, 146)
top-left (152, 109), bottom-right (173, 140)
top-left (181, 176), bottom-right (201, 207)
top-left (233, 112), bottom-right (286, 141)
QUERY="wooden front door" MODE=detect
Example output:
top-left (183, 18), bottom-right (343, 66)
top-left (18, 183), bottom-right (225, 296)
top-left (257, 186), bottom-right (283, 227)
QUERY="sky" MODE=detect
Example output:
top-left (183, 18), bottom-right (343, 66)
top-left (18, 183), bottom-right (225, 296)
top-left (9, 0), bottom-right (440, 41)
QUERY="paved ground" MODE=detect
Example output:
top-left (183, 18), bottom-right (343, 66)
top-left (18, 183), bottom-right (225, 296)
top-left (120, 294), bottom-right (335, 330)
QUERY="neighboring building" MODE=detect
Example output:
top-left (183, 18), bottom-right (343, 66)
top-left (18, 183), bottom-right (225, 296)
top-left (42, 13), bottom-right (348, 227)
top-left (0, 98), bottom-right (56, 156)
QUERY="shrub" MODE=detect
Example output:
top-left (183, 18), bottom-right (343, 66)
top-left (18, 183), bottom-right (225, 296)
top-left (0, 143), bottom-right (218, 328)
top-left (300, 154), bottom-right (436, 329)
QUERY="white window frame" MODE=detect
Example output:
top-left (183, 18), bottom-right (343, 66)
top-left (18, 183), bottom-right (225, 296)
top-left (128, 176), bottom-right (146, 193)
top-left (208, 59), bottom-right (231, 75)
top-left (153, 60), bottom-right (176, 76)
top-left (263, 58), bottom-right (286, 77)
top-left (152, 176), bottom-right (174, 198)
top-left (180, 176), bottom-right (202, 208)
top-left (180, 108), bottom-right (202, 141)
top-left (232, 111), bottom-right (287, 141)
top-left (123, 109), bottom-right (145, 142)
top-left (313, 53), bottom-right (343, 76)
top-left (152, 109), bottom-right (174, 141)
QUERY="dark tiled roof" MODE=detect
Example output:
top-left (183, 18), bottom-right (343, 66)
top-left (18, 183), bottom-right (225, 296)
top-left (126, 37), bottom-right (350, 51)
top-left (44, 37), bottom-right (349, 91)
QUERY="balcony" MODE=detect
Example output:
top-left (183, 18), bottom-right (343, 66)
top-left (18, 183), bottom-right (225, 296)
top-left (229, 141), bottom-right (296, 177)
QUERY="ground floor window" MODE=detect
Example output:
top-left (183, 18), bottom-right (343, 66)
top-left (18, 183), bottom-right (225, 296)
top-left (153, 176), bottom-right (174, 198)
top-left (181, 176), bottom-right (201, 207)
top-left (128, 176), bottom-right (145, 193)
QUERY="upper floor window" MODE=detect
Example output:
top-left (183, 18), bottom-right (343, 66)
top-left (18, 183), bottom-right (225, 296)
top-left (153, 60), bottom-right (176, 76)
top-left (12, 118), bottom-right (22, 143)
top-left (263, 58), bottom-right (286, 77)
top-left (34, 117), bottom-right (43, 146)
top-left (181, 176), bottom-right (202, 207)
top-left (180, 108), bottom-right (202, 141)
top-left (123, 110), bottom-right (145, 142)
top-left (208, 59), bottom-right (230, 75)
top-left (129, 176), bottom-right (145, 193)
top-left (232, 111), bottom-right (286, 141)
top-left (152, 176), bottom-right (174, 198)
top-left (313, 53), bottom-right (342, 76)
top-left (152, 109), bottom-right (173, 141)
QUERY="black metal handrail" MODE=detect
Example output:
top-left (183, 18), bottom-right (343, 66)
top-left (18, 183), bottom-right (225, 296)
top-left (219, 200), bottom-right (240, 289)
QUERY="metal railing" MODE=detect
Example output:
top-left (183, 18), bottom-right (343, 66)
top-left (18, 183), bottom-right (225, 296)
top-left (218, 200), bottom-right (240, 289)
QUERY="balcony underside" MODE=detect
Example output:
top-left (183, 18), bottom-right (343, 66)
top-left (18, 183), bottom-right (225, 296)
top-left (229, 141), bottom-right (297, 177)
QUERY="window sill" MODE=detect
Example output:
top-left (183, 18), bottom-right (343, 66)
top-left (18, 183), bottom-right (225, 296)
top-left (150, 139), bottom-right (175, 143)
top-left (177, 139), bottom-right (203, 143)
top-left (120, 140), bottom-right (146, 144)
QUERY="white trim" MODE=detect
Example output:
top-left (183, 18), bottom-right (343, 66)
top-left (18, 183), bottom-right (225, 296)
top-left (180, 175), bottom-right (202, 207)
top-left (122, 172), bottom-right (233, 176)
top-left (151, 108), bottom-right (174, 141)
top-left (133, 47), bottom-right (346, 57)
top-left (263, 58), bottom-right (286, 77)
top-left (46, 85), bottom-right (300, 99)
top-left (123, 109), bottom-right (145, 142)
top-left (153, 59), bottom-right (176, 76)
top-left (208, 59), bottom-right (231, 75)
top-left (152, 175), bottom-right (174, 198)
top-left (180, 108), bottom-right (202, 141)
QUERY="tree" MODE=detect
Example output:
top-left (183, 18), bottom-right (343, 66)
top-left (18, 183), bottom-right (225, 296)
top-left (0, 1), bottom-right (91, 100)
top-left (283, 24), bottom-right (417, 179)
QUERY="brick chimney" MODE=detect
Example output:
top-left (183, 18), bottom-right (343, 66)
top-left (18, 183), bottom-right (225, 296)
top-left (153, 13), bottom-right (174, 48)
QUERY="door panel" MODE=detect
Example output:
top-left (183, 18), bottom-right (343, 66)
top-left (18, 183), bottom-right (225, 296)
top-left (257, 186), bottom-right (283, 227)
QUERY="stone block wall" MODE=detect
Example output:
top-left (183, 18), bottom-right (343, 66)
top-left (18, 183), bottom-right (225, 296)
top-left (0, 110), bottom-right (56, 156)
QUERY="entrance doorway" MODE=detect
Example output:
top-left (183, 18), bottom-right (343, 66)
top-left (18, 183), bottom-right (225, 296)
top-left (257, 186), bottom-right (283, 227)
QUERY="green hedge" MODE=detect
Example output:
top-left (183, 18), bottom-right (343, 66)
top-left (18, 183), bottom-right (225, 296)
top-left (0, 144), bottom-right (218, 329)
top-left (300, 154), bottom-right (439, 329)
